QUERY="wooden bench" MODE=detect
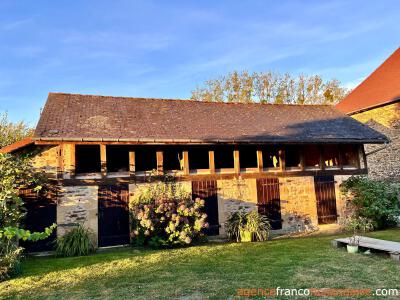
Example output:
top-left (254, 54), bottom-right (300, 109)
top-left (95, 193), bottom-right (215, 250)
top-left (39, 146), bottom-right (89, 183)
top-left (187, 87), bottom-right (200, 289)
top-left (332, 236), bottom-right (400, 262)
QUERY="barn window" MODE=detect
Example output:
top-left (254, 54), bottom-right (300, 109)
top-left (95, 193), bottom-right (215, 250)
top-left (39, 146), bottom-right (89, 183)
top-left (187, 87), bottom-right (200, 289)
top-left (262, 146), bottom-right (280, 169)
top-left (106, 145), bottom-right (130, 172)
top-left (75, 145), bottom-right (101, 174)
top-left (285, 146), bottom-right (301, 169)
top-left (323, 145), bottom-right (340, 168)
top-left (135, 146), bottom-right (157, 172)
top-left (163, 146), bottom-right (184, 171)
top-left (304, 145), bottom-right (320, 169)
top-left (188, 147), bottom-right (209, 170)
top-left (341, 145), bottom-right (359, 168)
top-left (214, 145), bottom-right (235, 170)
top-left (239, 146), bottom-right (258, 169)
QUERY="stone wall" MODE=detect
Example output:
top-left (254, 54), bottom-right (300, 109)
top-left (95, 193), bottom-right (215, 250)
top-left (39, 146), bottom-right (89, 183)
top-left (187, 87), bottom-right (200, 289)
top-left (334, 175), bottom-right (351, 222)
top-left (352, 102), bottom-right (400, 182)
top-left (279, 176), bottom-right (318, 232)
top-left (57, 186), bottom-right (99, 245)
top-left (31, 145), bottom-right (59, 178)
top-left (216, 177), bottom-right (258, 234)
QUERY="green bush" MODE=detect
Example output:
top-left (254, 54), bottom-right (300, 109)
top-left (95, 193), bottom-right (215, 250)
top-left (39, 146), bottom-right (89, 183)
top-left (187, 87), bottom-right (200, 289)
top-left (130, 176), bottom-right (208, 247)
top-left (225, 210), bottom-right (270, 242)
top-left (56, 225), bottom-right (95, 257)
top-left (341, 176), bottom-right (400, 229)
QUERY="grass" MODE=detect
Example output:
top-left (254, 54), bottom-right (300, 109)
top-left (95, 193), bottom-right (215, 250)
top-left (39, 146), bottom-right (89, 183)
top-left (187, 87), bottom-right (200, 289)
top-left (1, 228), bottom-right (400, 299)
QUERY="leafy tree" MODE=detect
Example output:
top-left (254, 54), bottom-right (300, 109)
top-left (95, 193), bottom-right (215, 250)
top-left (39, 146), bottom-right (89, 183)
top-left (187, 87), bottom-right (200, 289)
top-left (0, 112), bottom-right (33, 149)
top-left (191, 71), bottom-right (349, 105)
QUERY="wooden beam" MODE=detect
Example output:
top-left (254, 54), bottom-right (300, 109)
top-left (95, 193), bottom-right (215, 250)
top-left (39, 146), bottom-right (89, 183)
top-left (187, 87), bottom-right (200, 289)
top-left (338, 145), bottom-right (344, 170)
top-left (234, 149), bottom-right (240, 174)
top-left (156, 151), bottom-right (163, 174)
top-left (279, 149), bottom-right (285, 171)
top-left (129, 151), bottom-right (135, 176)
top-left (257, 150), bottom-right (263, 172)
top-left (57, 144), bottom-right (64, 179)
top-left (319, 145), bottom-right (325, 171)
top-left (183, 151), bottom-right (189, 175)
top-left (68, 143), bottom-right (75, 179)
top-left (100, 144), bottom-right (107, 177)
top-left (209, 150), bottom-right (215, 174)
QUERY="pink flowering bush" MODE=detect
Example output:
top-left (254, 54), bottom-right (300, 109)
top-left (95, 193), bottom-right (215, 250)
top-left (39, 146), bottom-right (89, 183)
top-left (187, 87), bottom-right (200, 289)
top-left (130, 176), bottom-right (208, 247)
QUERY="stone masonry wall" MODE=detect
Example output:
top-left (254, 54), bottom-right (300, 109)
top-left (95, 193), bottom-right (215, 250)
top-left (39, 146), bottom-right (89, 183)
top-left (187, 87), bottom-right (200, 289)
top-left (352, 102), bottom-right (400, 182)
top-left (216, 178), bottom-right (258, 235)
top-left (31, 145), bottom-right (59, 178)
top-left (57, 186), bottom-right (99, 246)
top-left (334, 175), bottom-right (352, 223)
top-left (278, 176), bottom-right (318, 233)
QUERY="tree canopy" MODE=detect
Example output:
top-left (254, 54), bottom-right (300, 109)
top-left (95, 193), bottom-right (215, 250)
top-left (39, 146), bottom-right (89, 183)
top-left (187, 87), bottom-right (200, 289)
top-left (191, 71), bottom-right (349, 105)
top-left (0, 113), bottom-right (33, 149)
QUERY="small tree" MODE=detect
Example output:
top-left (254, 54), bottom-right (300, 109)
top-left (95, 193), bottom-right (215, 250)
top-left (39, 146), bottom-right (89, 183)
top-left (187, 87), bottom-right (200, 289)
top-left (0, 153), bottom-right (56, 280)
top-left (0, 112), bottom-right (33, 148)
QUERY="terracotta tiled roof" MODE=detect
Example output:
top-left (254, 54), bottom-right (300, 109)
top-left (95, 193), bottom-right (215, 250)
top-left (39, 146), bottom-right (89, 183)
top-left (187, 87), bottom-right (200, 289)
top-left (0, 137), bottom-right (34, 153)
top-left (336, 48), bottom-right (400, 114)
top-left (33, 93), bottom-right (387, 144)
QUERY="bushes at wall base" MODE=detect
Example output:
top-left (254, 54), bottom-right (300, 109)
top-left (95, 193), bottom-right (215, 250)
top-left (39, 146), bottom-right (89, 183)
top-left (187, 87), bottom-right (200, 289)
top-left (55, 224), bottom-right (95, 257)
top-left (131, 197), bottom-right (209, 248)
top-left (341, 176), bottom-right (400, 229)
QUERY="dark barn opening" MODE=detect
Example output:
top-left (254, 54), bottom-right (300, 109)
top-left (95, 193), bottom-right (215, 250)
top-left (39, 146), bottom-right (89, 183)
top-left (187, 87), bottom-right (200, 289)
top-left (106, 145), bottom-right (130, 172)
top-left (163, 146), bottom-right (184, 171)
top-left (323, 145), bottom-right (340, 168)
top-left (285, 146), bottom-right (301, 168)
top-left (304, 145), bottom-right (320, 168)
top-left (239, 146), bottom-right (258, 169)
top-left (189, 147), bottom-right (209, 170)
top-left (262, 146), bottom-right (280, 169)
top-left (341, 145), bottom-right (359, 167)
top-left (135, 146), bottom-right (157, 172)
top-left (75, 145), bottom-right (101, 173)
top-left (214, 145), bottom-right (234, 169)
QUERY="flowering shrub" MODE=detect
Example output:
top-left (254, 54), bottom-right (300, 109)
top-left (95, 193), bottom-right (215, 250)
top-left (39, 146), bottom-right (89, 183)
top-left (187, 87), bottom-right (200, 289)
top-left (130, 177), bottom-right (208, 247)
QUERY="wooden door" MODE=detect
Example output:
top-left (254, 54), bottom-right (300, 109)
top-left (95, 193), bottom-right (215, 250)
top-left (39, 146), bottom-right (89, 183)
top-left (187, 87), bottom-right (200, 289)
top-left (20, 189), bottom-right (57, 252)
top-left (98, 185), bottom-right (130, 247)
top-left (314, 176), bottom-right (338, 224)
top-left (257, 178), bottom-right (282, 230)
top-left (192, 180), bottom-right (219, 235)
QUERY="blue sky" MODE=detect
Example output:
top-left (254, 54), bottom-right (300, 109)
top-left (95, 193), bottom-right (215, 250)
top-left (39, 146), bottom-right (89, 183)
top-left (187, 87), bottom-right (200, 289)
top-left (0, 0), bottom-right (399, 125)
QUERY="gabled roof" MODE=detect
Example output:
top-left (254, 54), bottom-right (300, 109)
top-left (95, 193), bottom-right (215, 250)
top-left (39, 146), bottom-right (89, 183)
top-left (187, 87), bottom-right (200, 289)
top-left (336, 48), bottom-right (400, 114)
top-left (0, 137), bottom-right (34, 154)
top-left (33, 92), bottom-right (387, 144)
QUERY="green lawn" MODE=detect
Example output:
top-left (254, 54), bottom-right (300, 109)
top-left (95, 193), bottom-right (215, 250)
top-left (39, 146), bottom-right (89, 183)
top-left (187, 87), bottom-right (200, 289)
top-left (1, 229), bottom-right (400, 299)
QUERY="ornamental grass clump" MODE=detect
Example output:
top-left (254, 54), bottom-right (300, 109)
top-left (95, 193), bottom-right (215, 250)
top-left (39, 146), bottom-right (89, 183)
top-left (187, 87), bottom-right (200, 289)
top-left (55, 224), bottom-right (95, 257)
top-left (130, 176), bottom-right (208, 247)
top-left (225, 209), bottom-right (270, 242)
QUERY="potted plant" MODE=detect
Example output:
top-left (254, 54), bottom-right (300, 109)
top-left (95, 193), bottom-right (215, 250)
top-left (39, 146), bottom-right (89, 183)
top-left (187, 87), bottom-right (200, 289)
top-left (343, 216), bottom-right (373, 254)
top-left (225, 209), bottom-right (270, 242)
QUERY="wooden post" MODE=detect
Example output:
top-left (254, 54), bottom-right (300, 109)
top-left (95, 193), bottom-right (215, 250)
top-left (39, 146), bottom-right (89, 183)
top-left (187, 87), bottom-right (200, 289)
top-left (57, 144), bottom-right (64, 179)
top-left (299, 148), bottom-right (305, 171)
top-left (67, 143), bottom-right (75, 178)
top-left (156, 151), bottom-right (163, 174)
top-left (100, 144), bottom-right (107, 177)
top-left (279, 149), bottom-right (285, 171)
top-left (129, 151), bottom-right (135, 176)
top-left (338, 145), bottom-right (344, 170)
top-left (234, 149), bottom-right (240, 174)
top-left (319, 145), bottom-right (325, 170)
top-left (361, 145), bottom-right (367, 170)
top-left (257, 150), bottom-right (263, 172)
top-left (209, 150), bottom-right (215, 174)
top-left (183, 151), bottom-right (189, 175)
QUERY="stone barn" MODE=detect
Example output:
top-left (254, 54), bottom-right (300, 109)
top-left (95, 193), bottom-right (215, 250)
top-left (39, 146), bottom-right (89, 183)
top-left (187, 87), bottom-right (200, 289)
top-left (1, 92), bottom-right (387, 250)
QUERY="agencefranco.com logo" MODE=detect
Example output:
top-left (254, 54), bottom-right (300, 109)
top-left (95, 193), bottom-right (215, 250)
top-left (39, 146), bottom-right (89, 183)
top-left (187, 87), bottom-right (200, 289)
top-left (237, 287), bottom-right (400, 297)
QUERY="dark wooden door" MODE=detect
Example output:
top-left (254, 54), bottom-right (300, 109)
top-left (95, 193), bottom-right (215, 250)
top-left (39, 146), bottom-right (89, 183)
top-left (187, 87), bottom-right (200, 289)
top-left (314, 176), bottom-right (338, 224)
top-left (20, 189), bottom-right (57, 252)
top-left (257, 178), bottom-right (282, 230)
top-left (192, 180), bottom-right (219, 235)
top-left (98, 185), bottom-right (130, 247)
